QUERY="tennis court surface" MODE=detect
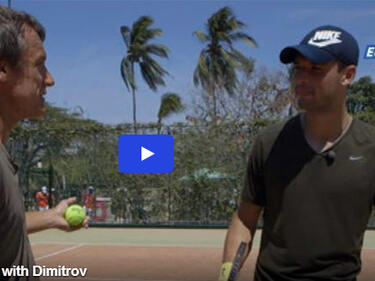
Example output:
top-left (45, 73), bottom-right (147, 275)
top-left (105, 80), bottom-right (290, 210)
top-left (30, 228), bottom-right (375, 281)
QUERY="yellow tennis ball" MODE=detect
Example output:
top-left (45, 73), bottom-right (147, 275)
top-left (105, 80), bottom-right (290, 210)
top-left (64, 204), bottom-right (85, 227)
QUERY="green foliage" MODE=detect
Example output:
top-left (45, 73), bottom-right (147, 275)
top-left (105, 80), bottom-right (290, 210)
top-left (8, 104), bottom-right (113, 209)
top-left (10, 102), bottom-right (272, 223)
top-left (347, 76), bottom-right (375, 114)
top-left (158, 93), bottom-right (184, 122)
top-left (346, 76), bottom-right (375, 125)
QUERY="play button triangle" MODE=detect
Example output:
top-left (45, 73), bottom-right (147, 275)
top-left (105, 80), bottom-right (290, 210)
top-left (141, 146), bottom-right (155, 161)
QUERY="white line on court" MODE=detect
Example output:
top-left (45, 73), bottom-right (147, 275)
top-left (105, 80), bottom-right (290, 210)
top-left (35, 244), bottom-right (84, 261)
top-left (31, 242), bottom-right (224, 249)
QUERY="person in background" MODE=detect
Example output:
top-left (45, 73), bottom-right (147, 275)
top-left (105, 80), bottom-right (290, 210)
top-left (83, 185), bottom-right (96, 219)
top-left (35, 186), bottom-right (49, 211)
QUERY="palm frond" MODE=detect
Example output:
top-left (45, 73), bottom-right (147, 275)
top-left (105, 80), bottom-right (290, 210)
top-left (145, 44), bottom-right (169, 58)
top-left (132, 16), bottom-right (153, 37)
top-left (139, 55), bottom-right (168, 91)
top-left (158, 93), bottom-right (184, 121)
top-left (120, 57), bottom-right (136, 91)
top-left (193, 50), bottom-right (210, 87)
top-left (230, 48), bottom-right (255, 76)
top-left (135, 28), bottom-right (163, 44)
top-left (216, 31), bottom-right (232, 45)
top-left (143, 54), bottom-right (169, 76)
top-left (139, 62), bottom-right (158, 91)
top-left (193, 30), bottom-right (210, 43)
top-left (220, 48), bottom-right (238, 68)
top-left (227, 17), bottom-right (245, 31)
top-left (229, 32), bottom-right (258, 47)
top-left (120, 25), bottom-right (131, 48)
top-left (131, 16), bottom-right (162, 44)
top-left (217, 49), bottom-right (238, 95)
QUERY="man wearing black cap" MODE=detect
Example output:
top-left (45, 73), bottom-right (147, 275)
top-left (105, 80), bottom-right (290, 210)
top-left (218, 25), bottom-right (375, 281)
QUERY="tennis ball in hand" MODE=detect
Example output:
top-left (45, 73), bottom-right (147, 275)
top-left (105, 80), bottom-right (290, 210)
top-left (64, 204), bottom-right (85, 227)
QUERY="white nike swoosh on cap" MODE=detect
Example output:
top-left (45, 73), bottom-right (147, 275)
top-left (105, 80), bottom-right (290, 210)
top-left (308, 38), bottom-right (342, 47)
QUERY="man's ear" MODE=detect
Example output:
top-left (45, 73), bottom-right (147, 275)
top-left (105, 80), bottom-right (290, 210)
top-left (341, 65), bottom-right (356, 86)
top-left (0, 60), bottom-right (9, 83)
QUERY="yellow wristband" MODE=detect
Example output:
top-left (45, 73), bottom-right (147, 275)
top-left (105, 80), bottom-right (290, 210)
top-left (218, 262), bottom-right (233, 281)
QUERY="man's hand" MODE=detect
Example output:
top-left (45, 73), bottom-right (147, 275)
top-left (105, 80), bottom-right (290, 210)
top-left (26, 197), bottom-right (89, 234)
top-left (52, 197), bottom-right (89, 231)
top-left (218, 201), bottom-right (262, 280)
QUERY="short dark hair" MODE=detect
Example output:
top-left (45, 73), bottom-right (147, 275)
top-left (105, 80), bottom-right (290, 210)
top-left (0, 5), bottom-right (45, 67)
top-left (337, 60), bottom-right (351, 72)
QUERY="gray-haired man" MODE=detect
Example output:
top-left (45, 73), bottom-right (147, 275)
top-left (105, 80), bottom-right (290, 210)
top-left (0, 6), bottom-right (87, 280)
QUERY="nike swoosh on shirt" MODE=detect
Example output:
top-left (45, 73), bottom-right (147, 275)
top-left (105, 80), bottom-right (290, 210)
top-left (349, 156), bottom-right (364, 161)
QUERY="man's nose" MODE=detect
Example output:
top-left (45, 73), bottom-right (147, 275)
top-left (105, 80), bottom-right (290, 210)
top-left (45, 68), bottom-right (55, 87)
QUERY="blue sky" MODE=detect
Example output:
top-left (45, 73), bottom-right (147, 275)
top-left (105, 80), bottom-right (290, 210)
top-left (8, 0), bottom-right (375, 124)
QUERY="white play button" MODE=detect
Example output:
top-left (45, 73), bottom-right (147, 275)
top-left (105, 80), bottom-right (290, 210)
top-left (141, 146), bottom-right (155, 161)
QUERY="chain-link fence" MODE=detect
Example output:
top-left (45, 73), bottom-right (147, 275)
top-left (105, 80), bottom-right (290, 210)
top-left (8, 120), bottom-right (375, 228)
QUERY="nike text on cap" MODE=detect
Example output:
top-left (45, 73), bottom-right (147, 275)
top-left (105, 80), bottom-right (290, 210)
top-left (280, 25), bottom-right (359, 65)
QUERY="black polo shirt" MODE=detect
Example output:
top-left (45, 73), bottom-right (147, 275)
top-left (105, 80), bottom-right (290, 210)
top-left (242, 115), bottom-right (375, 281)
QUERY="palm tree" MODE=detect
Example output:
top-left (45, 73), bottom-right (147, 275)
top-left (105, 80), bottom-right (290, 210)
top-left (157, 93), bottom-right (183, 134)
top-left (120, 16), bottom-right (169, 133)
top-left (193, 6), bottom-right (257, 120)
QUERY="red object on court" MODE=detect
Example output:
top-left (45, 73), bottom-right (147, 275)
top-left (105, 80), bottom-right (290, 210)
top-left (94, 200), bottom-right (107, 222)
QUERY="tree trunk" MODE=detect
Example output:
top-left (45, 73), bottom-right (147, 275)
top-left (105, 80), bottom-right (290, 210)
top-left (132, 88), bottom-right (137, 134)
top-left (157, 117), bottom-right (162, 134)
top-left (209, 76), bottom-right (217, 121)
top-left (131, 62), bottom-right (137, 134)
top-left (212, 91), bottom-right (217, 120)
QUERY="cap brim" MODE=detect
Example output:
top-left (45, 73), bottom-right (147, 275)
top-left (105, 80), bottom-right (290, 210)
top-left (280, 45), bottom-right (335, 64)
